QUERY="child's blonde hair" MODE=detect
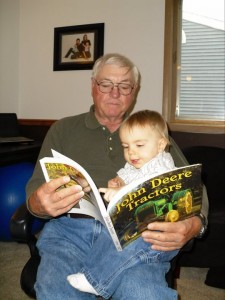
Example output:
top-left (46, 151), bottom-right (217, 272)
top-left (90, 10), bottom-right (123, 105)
top-left (120, 110), bottom-right (170, 148)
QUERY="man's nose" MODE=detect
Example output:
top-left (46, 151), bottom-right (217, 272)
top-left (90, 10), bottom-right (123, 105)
top-left (110, 86), bottom-right (120, 97)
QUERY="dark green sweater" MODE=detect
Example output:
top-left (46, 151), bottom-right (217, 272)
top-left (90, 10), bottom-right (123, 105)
top-left (26, 106), bottom-right (208, 220)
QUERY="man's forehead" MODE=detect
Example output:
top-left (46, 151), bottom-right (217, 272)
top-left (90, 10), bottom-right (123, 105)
top-left (98, 65), bottom-right (133, 81)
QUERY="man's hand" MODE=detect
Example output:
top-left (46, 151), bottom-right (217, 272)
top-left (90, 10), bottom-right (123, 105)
top-left (141, 216), bottom-right (202, 251)
top-left (28, 176), bottom-right (85, 217)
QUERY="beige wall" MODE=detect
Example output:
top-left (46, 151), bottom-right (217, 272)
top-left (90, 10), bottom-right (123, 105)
top-left (0, 0), bottom-right (165, 119)
top-left (0, 0), bottom-right (20, 113)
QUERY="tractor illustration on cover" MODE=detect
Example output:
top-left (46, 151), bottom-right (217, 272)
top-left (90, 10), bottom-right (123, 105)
top-left (122, 189), bottom-right (193, 243)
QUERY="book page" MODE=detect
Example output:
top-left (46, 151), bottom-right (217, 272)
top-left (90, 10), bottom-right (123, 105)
top-left (40, 150), bottom-right (123, 251)
top-left (40, 156), bottom-right (105, 223)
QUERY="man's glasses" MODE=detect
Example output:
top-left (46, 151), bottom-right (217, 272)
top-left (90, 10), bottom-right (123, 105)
top-left (93, 79), bottom-right (134, 96)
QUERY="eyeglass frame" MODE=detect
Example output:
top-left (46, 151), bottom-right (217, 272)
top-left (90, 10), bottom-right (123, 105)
top-left (93, 78), bottom-right (135, 96)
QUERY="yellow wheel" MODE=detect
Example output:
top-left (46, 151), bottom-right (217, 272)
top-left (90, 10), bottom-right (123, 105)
top-left (184, 191), bottom-right (193, 213)
top-left (177, 190), bottom-right (193, 213)
top-left (165, 210), bottom-right (179, 222)
top-left (124, 230), bottom-right (138, 242)
top-left (174, 190), bottom-right (193, 214)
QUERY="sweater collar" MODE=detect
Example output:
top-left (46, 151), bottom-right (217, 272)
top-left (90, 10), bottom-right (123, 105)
top-left (85, 104), bottom-right (130, 130)
top-left (85, 105), bottom-right (100, 129)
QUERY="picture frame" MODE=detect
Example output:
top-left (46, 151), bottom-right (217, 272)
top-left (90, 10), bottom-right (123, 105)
top-left (53, 23), bottom-right (104, 71)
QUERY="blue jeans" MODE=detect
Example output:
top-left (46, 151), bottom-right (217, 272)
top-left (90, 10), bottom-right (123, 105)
top-left (35, 216), bottom-right (178, 300)
top-left (81, 226), bottom-right (179, 298)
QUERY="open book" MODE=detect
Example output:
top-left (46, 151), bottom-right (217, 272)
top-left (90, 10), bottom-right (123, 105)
top-left (40, 150), bottom-right (203, 251)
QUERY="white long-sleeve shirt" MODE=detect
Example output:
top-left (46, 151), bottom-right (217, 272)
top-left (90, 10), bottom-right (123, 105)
top-left (117, 151), bottom-right (176, 185)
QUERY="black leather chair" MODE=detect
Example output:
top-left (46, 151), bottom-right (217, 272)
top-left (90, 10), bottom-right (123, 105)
top-left (11, 146), bottom-right (225, 296)
top-left (177, 146), bottom-right (225, 289)
top-left (10, 203), bottom-right (42, 298)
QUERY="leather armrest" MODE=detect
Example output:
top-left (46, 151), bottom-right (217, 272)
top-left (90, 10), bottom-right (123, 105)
top-left (182, 239), bottom-right (194, 252)
top-left (10, 202), bottom-right (36, 242)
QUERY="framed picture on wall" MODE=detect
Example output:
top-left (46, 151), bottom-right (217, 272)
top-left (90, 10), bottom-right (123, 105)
top-left (53, 23), bottom-right (104, 71)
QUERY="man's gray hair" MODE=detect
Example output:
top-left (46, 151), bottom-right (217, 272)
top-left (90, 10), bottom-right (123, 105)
top-left (92, 53), bottom-right (140, 85)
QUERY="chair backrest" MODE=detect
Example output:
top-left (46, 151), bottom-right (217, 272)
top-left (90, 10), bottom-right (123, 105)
top-left (178, 146), bottom-right (225, 268)
top-left (182, 146), bottom-right (225, 211)
top-left (0, 113), bottom-right (20, 137)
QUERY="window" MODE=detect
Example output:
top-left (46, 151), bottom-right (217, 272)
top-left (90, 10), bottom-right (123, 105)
top-left (163, 0), bottom-right (225, 133)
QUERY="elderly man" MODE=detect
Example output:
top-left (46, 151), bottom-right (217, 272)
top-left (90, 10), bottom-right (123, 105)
top-left (27, 53), bottom-right (208, 299)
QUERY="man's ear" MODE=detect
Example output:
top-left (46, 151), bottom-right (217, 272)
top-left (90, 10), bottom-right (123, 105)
top-left (91, 78), bottom-right (95, 97)
top-left (158, 138), bottom-right (167, 152)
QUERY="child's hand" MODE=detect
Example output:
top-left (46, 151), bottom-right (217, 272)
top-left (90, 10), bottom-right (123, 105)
top-left (98, 187), bottom-right (121, 202)
top-left (108, 177), bottom-right (124, 188)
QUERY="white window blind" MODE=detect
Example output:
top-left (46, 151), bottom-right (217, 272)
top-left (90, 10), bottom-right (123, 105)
top-left (176, 0), bottom-right (225, 121)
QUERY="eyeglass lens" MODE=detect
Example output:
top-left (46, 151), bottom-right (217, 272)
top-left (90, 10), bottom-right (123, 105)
top-left (97, 80), bottom-right (133, 95)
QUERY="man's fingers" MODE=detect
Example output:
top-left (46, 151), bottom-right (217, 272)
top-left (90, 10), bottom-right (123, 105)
top-left (43, 176), bottom-right (71, 193)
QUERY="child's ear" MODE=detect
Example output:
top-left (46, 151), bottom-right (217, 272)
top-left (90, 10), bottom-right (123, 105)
top-left (158, 138), bottom-right (167, 152)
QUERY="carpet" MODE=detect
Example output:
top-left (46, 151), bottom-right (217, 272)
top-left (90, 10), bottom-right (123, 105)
top-left (0, 242), bottom-right (224, 300)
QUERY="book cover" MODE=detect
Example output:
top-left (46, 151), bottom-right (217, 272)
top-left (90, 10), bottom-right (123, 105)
top-left (107, 164), bottom-right (202, 248)
top-left (40, 150), bottom-right (202, 250)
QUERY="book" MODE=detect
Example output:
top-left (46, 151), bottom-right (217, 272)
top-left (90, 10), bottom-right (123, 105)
top-left (40, 150), bottom-right (203, 251)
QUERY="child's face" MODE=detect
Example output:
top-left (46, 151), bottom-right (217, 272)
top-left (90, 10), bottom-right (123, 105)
top-left (120, 125), bottom-right (165, 169)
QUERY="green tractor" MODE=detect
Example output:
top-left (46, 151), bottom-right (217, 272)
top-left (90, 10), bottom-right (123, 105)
top-left (122, 189), bottom-right (193, 243)
top-left (135, 189), bottom-right (193, 231)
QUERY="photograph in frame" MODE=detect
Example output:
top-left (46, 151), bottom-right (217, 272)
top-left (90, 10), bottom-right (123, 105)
top-left (53, 23), bottom-right (104, 71)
